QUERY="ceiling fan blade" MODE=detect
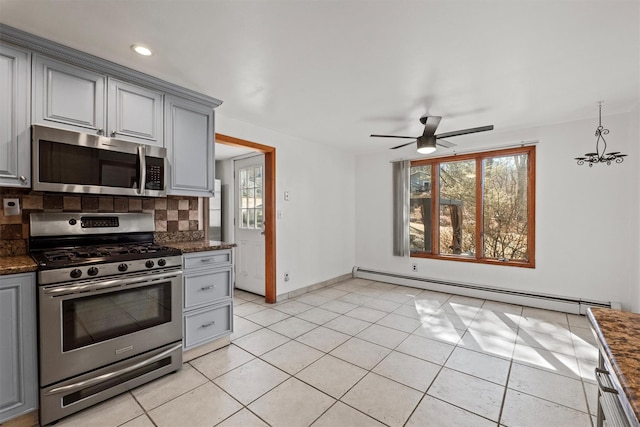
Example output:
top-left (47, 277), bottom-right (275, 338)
top-left (435, 125), bottom-right (494, 139)
top-left (436, 139), bottom-right (456, 148)
top-left (370, 134), bottom-right (417, 139)
top-left (390, 140), bottom-right (416, 150)
top-left (421, 116), bottom-right (442, 137)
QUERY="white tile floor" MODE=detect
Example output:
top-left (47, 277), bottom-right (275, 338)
top-left (49, 278), bottom-right (599, 427)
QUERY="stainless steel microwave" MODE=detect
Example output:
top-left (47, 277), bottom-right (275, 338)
top-left (32, 125), bottom-right (167, 197)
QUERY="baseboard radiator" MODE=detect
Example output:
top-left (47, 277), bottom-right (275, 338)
top-left (352, 267), bottom-right (617, 315)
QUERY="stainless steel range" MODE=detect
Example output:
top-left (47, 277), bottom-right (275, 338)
top-left (29, 212), bottom-right (183, 426)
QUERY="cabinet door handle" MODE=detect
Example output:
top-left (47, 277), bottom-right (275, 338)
top-left (201, 321), bottom-right (216, 328)
top-left (19, 175), bottom-right (27, 182)
top-left (200, 258), bottom-right (213, 263)
top-left (97, 128), bottom-right (104, 135)
top-left (200, 285), bottom-right (216, 291)
top-left (111, 130), bottom-right (117, 137)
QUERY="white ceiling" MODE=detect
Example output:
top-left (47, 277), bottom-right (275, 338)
top-left (1, 0), bottom-right (638, 155)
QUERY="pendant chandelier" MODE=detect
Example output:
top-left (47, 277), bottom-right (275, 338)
top-left (575, 102), bottom-right (626, 167)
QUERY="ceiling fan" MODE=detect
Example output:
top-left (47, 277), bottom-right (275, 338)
top-left (370, 115), bottom-right (494, 154)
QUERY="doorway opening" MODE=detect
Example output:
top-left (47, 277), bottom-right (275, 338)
top-left (211, 133), bottom-right (276, 303)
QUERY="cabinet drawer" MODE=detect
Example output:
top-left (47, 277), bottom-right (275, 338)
top-left (184, 302), bottom-right (232, 349)
top-left (184, 250), bottom-right (232, 270)
top-left (184, 267), bottom-right (232, 309)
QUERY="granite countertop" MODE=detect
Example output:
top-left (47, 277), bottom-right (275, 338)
top-left (587, 307), bottom-right (640, 423)
top-left (164, 240), bottom-right (236, 254)
top-left (0, 255), bottom-right (38, 275)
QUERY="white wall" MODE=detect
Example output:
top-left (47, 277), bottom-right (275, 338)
top-left (216, 113), bottom-right (356, 296)
top-left (355, 112), bottom-right (640, 312)
top-left (633, 103), bottom-right (640, 313)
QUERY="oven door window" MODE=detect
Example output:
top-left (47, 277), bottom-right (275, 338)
top-left (62, 282), bottom-right (171, 352)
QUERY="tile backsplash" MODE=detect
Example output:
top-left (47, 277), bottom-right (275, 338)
top-left (0, 188), bottom-right (203, 256)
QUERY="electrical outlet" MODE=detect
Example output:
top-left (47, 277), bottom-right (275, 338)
top-left (411, 263), bottom-right (417, 272)
top-left (3, 198), bottom-right (20, 216)
top-left (284, 272), bottom-right (290, 282)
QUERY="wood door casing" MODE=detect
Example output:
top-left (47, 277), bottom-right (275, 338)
top-left (215, 133), bottom-right (276, 303)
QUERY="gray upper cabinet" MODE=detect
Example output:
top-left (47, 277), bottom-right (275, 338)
top-left (0, 273), bottom-right (37, 423)
top-left (2, 25), bottom-right (222, 195)
top-left (33, 55), bottom-right (164, 146)
top-left (0, 43), bottom-right (31, 188)
top-left (107, 78), bottom-right (163, 146)
top-left (33, 54), bottom-right (106, 134)
top-left (165, 95), bottom-right (215, 196)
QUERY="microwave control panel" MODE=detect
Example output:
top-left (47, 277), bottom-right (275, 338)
top-left (146, 164), bottom-right (164, 190)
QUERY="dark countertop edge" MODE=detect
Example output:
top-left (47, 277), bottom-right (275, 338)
top-left (587, 307), bottom-right (640, 423)
top-left (0, 255), bottom-right (38, 275)
top-left (162, 241), bottom-right (237, 254)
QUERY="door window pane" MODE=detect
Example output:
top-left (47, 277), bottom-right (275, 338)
top-left (238, 164), bottom-right (264, 230)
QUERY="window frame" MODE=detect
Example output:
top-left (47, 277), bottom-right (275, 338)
top-left (410, 145), bottom-right (536, 268)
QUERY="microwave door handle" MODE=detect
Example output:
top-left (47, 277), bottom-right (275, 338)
top-left (138, 145), bottom-right (146, 196)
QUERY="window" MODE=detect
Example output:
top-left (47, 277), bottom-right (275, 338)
top-left (408, 146), bottom-right (535, 267)
top-left (239, 164), bottom-right (263, 230)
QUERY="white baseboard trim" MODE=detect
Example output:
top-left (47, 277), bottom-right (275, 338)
top-left (352, 266), bottom-right (614, 315)
top-left (277, 273), bottom-right (352, 302)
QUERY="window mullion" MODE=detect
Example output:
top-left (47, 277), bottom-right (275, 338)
top-left (431, 162), bottom-right (439, 254)
top-left (475, 157), bottom-right (483, 260)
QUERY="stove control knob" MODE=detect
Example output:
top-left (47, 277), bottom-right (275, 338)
top-left (118, 263), bottom-right (128, 272)
top-left (88, 267), bottom-right (99, 276)
top-left (145, 260), bottom-right (155, 268)
top-left (157, 259), bottom-right (167, 267)
top-left (70, 269), bottom-right (82, 279)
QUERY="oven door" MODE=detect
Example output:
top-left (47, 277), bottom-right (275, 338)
top-left (38, 269), bottom-right (182, 387)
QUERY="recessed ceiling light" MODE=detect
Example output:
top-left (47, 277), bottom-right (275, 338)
top-left (131, 44), bottom-right (153, 56)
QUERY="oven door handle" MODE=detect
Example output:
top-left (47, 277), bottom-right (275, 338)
top-left (43, 271), bottom-right (181, 295)
top-left (45, 342), bottom-right (182, 396)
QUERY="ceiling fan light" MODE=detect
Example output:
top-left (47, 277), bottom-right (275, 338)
top-left (417, 146), bottom-right (437, 154)
top-left (417, 135), bottom-right (437, 154)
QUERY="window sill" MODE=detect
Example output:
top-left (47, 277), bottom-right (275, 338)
top-left (410, 253), bottom-right (535, 268)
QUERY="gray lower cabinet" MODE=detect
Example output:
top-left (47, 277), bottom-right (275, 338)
top-left (0, 42), bottom-right (31, 188)
top-left (165, 95), bottom-right (216, 197)
top-left (182, 250), bottom-right (233, 350)
top-left (0, 273), bottom-right (37, 423)
top-left (33, 55), bottom-right (164, 146)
